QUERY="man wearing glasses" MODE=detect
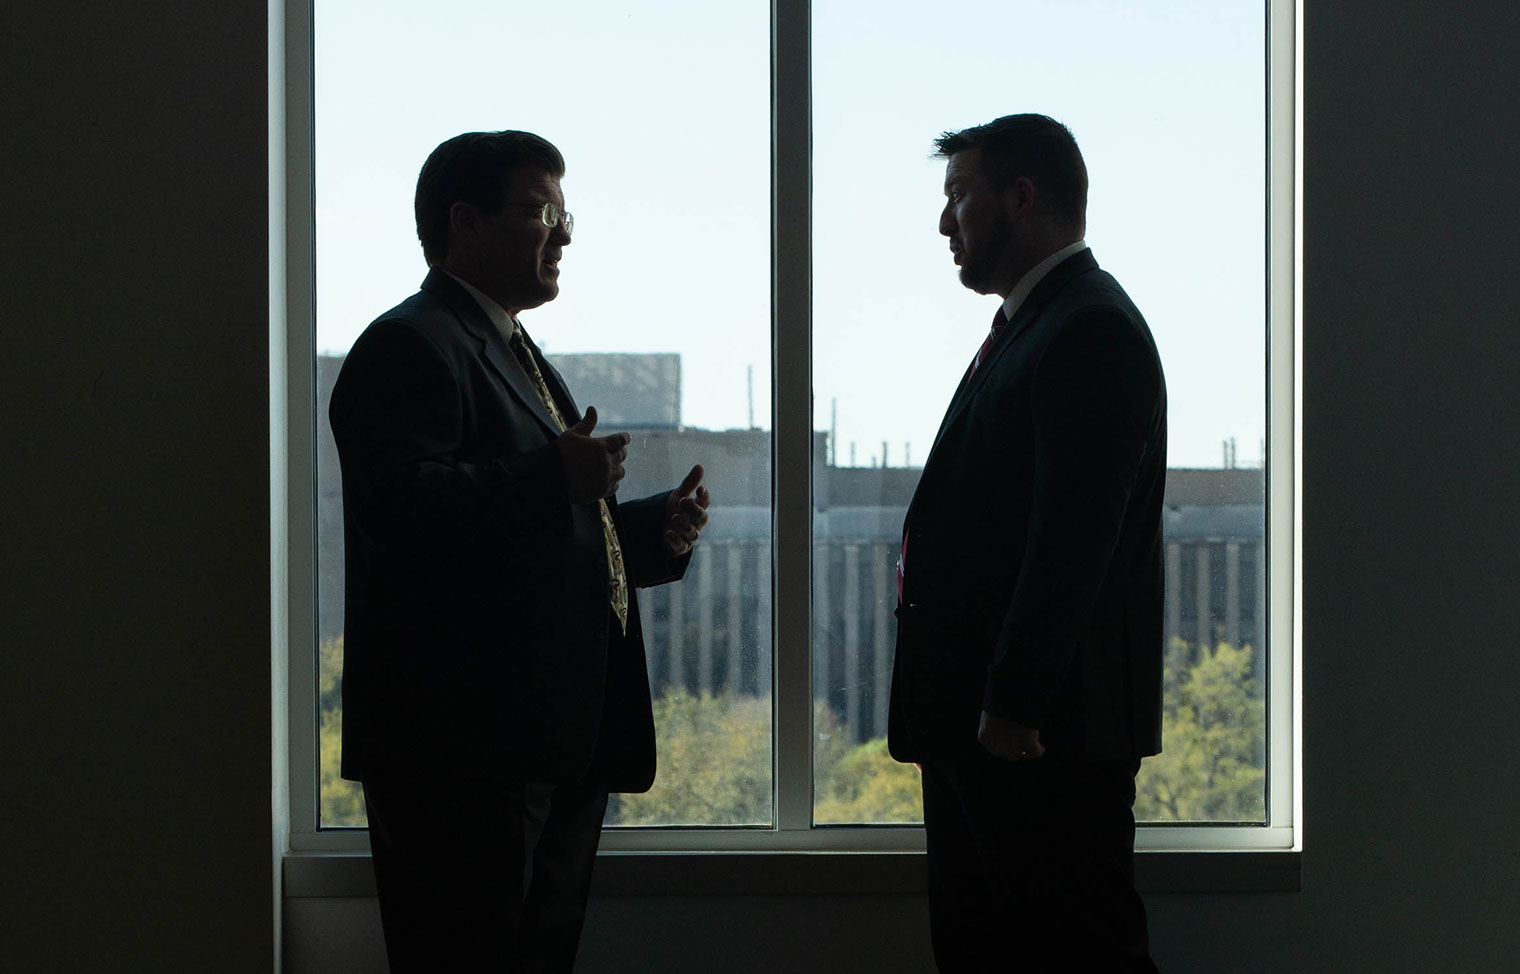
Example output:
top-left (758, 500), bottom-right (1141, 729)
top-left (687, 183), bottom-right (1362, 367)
top-left (329, 130), bottom-right (709, 971)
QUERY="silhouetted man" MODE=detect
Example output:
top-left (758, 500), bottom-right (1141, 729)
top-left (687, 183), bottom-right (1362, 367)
top-left (888, 114), bottom-right (1166, 972)
top-left (329, 130), bottom-right (709, 972)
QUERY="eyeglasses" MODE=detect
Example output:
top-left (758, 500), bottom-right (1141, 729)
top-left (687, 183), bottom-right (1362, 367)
top-left (507, 201), bottom-right (574, 238)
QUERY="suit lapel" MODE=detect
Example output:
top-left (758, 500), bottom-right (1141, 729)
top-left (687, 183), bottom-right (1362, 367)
top-left (419, 269), bottom-right (563, 438)
top-left (923, 356), bottom-right (981, 462)
top-left (921, 248), bottom-right (1099, 465)
top-left (520, 327), bottom-right (582, 426)
top-left (481, 328), bottom-right (564, 437)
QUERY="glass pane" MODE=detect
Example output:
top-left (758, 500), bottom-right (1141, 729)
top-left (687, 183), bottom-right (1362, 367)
top-left (811, 0), bottom-right (1267, 825)
top-left (315, 0), bottom-right (771, 827)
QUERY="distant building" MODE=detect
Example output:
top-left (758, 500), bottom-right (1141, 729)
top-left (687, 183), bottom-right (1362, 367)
top-left (547, 352), bottom-right (681, 428)
top-left (316, 353), bottom-right (1266, 745)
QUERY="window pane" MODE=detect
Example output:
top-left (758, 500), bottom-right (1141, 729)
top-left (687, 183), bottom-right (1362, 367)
top-left (811, 0), bottom-right (1267, 825)
top-left (314, 0), bottom-right (771, 828)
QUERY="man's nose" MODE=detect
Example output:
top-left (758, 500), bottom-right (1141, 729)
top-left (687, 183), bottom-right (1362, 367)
top-left (552, 223), bottom-right (572, 246)
top-left (938, 205), bottom-right (955, 236)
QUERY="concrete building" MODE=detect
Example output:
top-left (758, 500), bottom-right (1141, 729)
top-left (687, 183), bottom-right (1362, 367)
top-left (317, 354), bottom-right (1266, 746)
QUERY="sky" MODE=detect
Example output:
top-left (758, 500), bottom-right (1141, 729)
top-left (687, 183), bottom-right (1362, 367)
top-left (315, 0), bottom-right (1267, 470)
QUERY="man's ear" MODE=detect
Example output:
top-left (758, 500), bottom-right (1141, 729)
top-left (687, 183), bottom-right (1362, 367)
top-left (447, 201), bottom-right (478, 249)
top-left (1010, 176), bottom-right (1038, 216)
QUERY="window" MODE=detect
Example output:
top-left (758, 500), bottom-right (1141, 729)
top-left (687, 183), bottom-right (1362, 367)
top-left (309, 0), bottom-right (774, 830)
top-left (285, 0), bottom-right (1298, 856)
top-left (810, 0), bottom-right (1275, 827)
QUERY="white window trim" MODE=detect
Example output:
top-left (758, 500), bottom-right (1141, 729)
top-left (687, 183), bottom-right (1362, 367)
top-left (276, 0), bottom-right (1302, 877)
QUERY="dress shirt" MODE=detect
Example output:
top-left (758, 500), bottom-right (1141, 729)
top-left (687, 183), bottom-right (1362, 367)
top-left (445, 271), bottom-right (520, 341)
top-left (999, 239), bottom-right (1088, 324)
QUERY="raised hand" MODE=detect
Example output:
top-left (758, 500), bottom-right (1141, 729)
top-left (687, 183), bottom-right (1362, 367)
top-left (556, 405), bottom-right (630, 505)
top-left (662, 464), bottom-right (711, 557)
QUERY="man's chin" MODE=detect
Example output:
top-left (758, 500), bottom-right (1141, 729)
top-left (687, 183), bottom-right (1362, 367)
top-left (516, 283), bottom-right (559, 311)
top-left (958, 266), bottom-right (991, 294)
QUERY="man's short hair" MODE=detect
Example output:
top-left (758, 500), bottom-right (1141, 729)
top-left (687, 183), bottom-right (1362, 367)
top-left (934, 114), bottom-right (1088, 227)
top-left (414, 130), bottom-right (566, 264)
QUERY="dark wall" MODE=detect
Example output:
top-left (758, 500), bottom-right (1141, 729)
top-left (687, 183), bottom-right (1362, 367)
top-left (1138, 0), bottom-right (1520, 969)
top-left (0, 1), bottom-right (273, 971)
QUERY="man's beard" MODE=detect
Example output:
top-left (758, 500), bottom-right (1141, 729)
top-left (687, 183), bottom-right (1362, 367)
top-left (957, 254), bottom-right (1000, 295)
top-left (956, 218), bottom-right (1014, 296)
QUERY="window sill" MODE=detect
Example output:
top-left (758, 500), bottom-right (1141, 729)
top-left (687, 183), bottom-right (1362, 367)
top-left (283, 847), bottom-right (1300, 898)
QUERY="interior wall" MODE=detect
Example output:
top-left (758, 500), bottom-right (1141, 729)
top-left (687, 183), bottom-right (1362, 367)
top-left (5, 0), bottom-right (1520, 972)
top-left (1134, 0), bottom-right (1520, 968)
top-left (1169, 0), bottom-right (1520, 968)
top-left (0, 1), bottom-right (274, 972)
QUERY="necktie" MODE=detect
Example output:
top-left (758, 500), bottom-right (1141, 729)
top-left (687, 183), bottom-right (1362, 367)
top-left (972, 304), bottom-right (1007, 376)
top-left (508, 323), bottom-right (630, 635)
top-left (897, 304), bottom-right (1009, 601)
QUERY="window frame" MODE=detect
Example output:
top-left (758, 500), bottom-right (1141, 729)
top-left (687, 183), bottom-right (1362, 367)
top-left (278, 0), bottom-right (1302, 872)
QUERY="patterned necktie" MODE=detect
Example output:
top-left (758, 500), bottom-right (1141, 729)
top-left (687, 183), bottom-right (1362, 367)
top-left (508, 323), bottom-right (630, 635)
top-left (897, 304), bottom-right (1009, 601)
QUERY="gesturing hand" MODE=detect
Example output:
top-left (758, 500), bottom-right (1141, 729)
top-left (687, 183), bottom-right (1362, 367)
top-left (662, 464), bottom-right (711, 558)
top-left (978, 710), bottom-right (1045, 762)
top-left (556, 406), bottom-right (630, 505)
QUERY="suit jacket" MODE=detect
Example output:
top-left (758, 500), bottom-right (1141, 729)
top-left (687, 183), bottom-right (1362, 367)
top-left (888, 248), bottom-right (1167, 764)
top-left (329, 269), bottom-right (687, 792)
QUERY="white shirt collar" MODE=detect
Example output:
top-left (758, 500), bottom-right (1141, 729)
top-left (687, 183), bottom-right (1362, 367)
top-left (999, 239), bottom-right (1088, 323)
top-left (444, 270), bottom-right (519, 340)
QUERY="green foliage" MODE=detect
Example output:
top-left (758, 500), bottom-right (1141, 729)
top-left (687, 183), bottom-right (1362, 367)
top-left (1135, 639), bottom-right (1267, 823)
top-left (613, 695), bottom-right (924, 826)
top-left (815, 732), bottom-right (924, 824)
top-left (314, 635), bottom-right (1266, 829)
top-left (318, 636), bottom-right (366, 827)
top-left (607, 691), bottom-right (772, 826)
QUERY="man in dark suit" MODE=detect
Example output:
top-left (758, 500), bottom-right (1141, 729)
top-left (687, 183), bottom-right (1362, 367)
top-left (888, 114), bottom-right (1166, 972)
top-left (329, 130), bottom-right (710, 972)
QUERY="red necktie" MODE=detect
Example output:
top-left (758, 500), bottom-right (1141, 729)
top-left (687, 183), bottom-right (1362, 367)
top-left (898, 305), bottom-right (1009, 601)
top-left (972, 304), bottom-right (1007, 376)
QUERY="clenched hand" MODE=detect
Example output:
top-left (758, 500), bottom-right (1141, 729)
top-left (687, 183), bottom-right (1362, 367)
top-left (557, 406), bottom-right (630, 505)
top-left (978, 710), bottom-right (1045, 762)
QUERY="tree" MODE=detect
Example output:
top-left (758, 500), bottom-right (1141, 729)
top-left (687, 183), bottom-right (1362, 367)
top-left (814, 733), bottom-right (923, 824)
top-left (608, 691), bottom-right (771, 826)
top-left (318, 636), bottom-right (366, 827)
top-left (612, 695), bottom-right (926, 826)
top-left (1135, 639), bottom-right (1267, 822)
top-left (315, 635), bottom-right (1267, 829)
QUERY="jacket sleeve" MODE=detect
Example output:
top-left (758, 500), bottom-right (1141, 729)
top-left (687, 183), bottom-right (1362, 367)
top-left (329, 317), bottom-right (571, 567)
top-left (982, 308), bottom-right (1164, 727)
top-left (613, 491), bottom-right (693, 588)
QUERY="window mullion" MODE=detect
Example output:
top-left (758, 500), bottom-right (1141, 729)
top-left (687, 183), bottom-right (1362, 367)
top-left (284, 0), bottom-right (319, 843)
top-left (1267, 0), bottom-right (1300, 839)
top-left (771, 0), bottom-right (813, 835)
